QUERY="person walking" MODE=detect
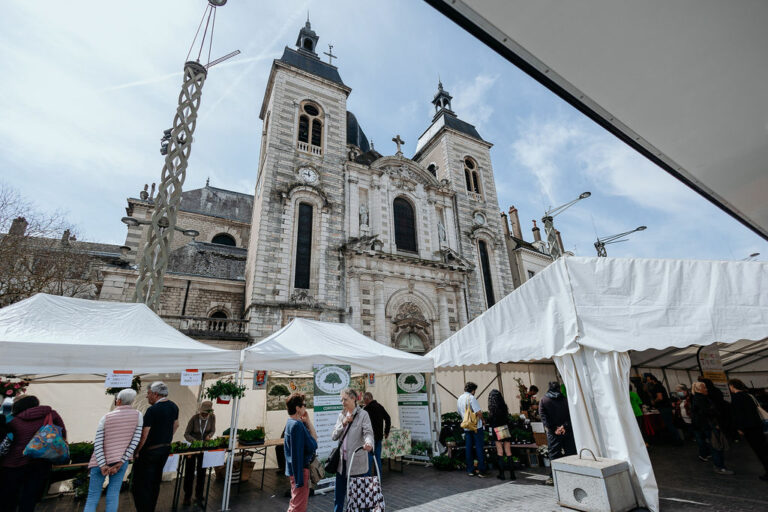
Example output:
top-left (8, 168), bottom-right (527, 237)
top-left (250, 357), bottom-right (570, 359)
top-left (0, 395), bottom-right (67, 512)
top-left (83, 389), bottom-right (143, 512)
top-left (132, 382), bottom-right (179, 512)
top-left (674, 384), bottom-right (693, 440)
top-left (691, 381), bottom-right (732, 474)
top-left (331, 388), bottom-right (374, 512)
top-left (728, 379), bottom-right (768, 481)
top-left (645, 374), bottom-right (682, 445)
top-left (362, 391), bottom-right (390, 477)
top-left (487, 389), bottom-right (515, 481)
top-left (182, 401), bottom-right (216, 506)
top-left (284, 393), bottom-right (318, 512)
top-left (540, 381), bottom-right (576, 484)
top-left (457, 382), bottom-right (487, 477)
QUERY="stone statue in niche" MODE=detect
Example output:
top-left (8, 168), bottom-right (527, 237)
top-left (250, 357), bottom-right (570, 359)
top-left (438, 221), bottom-right (447, 243)
top-left (359, 204), bottom-right (369, 229)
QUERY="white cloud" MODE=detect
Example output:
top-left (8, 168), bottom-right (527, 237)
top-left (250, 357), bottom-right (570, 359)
top-left (451, 74), bottom-right (499, 126)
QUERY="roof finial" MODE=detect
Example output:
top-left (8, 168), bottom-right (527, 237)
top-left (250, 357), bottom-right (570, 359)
top-left (206, 177), bottom-right (210, 187)
top-left (438, 73), bottom-right (443, 89)
top-left (306, 11), bottom-right (310, 26)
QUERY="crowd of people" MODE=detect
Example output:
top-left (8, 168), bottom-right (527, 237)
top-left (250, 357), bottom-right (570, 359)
top-left (636, 374), bottom-right (768, 480)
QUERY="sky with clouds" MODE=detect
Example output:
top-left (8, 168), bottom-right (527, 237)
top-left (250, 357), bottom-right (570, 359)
top-left (1, 0), bottom-right (765, 261)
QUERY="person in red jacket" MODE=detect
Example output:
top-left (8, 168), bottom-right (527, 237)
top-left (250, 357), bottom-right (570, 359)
top-left (0, 395), bottom-right (67, 512)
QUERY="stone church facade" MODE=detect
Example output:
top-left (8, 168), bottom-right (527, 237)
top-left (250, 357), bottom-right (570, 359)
top-left (96, 21), bottom-right (515, 352)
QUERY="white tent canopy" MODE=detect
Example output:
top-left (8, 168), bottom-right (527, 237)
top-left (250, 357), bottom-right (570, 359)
top-left (427, 256), bottom-right (768, 512)
top-left (241, 317), bottom-right (434, 373)
top-left (0, 294), bottom-right (242, 374)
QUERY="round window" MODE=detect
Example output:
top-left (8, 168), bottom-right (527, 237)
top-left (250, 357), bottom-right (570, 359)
top-left (303, 104), bottom-right (319, 116)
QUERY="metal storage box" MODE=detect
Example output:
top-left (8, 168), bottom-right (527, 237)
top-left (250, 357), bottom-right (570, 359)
top-left (551, 449), bottom-right (636, 512)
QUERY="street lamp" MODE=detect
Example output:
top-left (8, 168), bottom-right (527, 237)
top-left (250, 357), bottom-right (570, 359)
top-left (542, 191), bottom-right (591, 259)
top-left (594, 226), bottom-right (647, 257)
top-left (743, 252), bottom-right (760, 261)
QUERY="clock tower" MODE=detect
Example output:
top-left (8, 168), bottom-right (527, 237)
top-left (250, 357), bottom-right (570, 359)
top-left (244, 19), bottom-right (351, 339)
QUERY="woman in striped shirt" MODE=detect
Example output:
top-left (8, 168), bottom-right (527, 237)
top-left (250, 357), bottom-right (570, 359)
top-left (83, 388), bottom-right (143, 512)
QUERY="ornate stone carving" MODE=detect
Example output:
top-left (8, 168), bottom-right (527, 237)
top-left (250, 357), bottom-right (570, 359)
top-left (343, 234), bottom-right (380, 252)
top-left (394, 301), bottom-right (427, 324)
top-left (440, 247), bottom-right (474, 269)
top-left (359, 204), bottom-right (369, 229)
top-left (289, 289), bottom-right (316, 308)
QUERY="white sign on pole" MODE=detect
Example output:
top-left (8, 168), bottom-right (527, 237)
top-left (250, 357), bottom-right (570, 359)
top-left (181, 369), bottom-right (202, 386)
top-left (104, 370), bottom-right (133, 388)
top-left (698, 345), bottom-right (731, 402)
top-left (396, 373), bottom-right (431, 443)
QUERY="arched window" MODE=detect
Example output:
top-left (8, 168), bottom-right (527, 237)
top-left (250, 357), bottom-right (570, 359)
top-left (478, 240), bottom-right (496, 307)
top-left (427, 163), bottom-right (437, 177)
top-left (393, 197), bottom-right (417, 253)
top-left (208, 310), bottom-right (228, 332)
top-left (464, 157), bottom-right (482, 196)
top-left (297, 102), bottom-right (323, 155)
top-left (303, 38), bottom-right (314, 52)
top-left (211, 233), bottom-right (236, 246)
top-left (294, 202), bottom-right (313, 289)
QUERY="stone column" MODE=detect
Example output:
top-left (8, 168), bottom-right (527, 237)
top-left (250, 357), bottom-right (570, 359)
top-left (349, 176), bottom-right (360, 238)
top-left (437, 286), bottom-right (451, 343)
top-left (444, 204), bottom-right (458, 251)
top-left (373, 278), bottom-right (387, 344)
top-left (457, 286), bottom-right (468, 327)
top-left (371, 179), bottom-right (382, 237)
top-left (348, 272), bottom-right (361, 331)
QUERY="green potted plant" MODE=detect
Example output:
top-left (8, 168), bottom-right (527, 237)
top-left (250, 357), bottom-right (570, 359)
top-left (430, 455), bottom-right (454, 471)
top-left (68, 442), bottom-right (94, 464)
top-left (238, 427), bottom-right (266, 446)
top-left (205, 378), bottom-right (246, 404)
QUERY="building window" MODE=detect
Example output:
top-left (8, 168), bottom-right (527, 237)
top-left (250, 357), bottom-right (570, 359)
top-left (397, 332), bottom-right (425, 353)
top-left (427, 163), bottom-right (437, 176)
top-left (208, 310), bottom-right (227, 332)
top-left (393, 197), bottom-right (417, 253)
top-left (297, 102), bottom-right (323, 155)
top-left (211, 233), bottom-right (236, 246)
top-left (294, 202), bottom-right (313, 289)
top-left (478, 240), bottom-right (495, 307)
top-left (464, 157), bottom-right (482, 197)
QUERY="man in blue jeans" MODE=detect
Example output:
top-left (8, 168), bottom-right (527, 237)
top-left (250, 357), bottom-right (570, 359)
top-left (457, 382), bottom-right (487, 477)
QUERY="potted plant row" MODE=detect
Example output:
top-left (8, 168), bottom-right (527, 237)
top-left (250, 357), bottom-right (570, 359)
top-left (170, 437), bottom-right (229, 454)
top-left (205, 378), bottom-right (247, 404)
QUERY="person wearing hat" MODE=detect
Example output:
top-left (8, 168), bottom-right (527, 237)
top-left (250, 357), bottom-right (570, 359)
top-left (182, 401), bottom-right (216, 506)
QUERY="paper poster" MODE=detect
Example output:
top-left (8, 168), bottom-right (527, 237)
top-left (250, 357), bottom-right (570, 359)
top-left (252, 370), bottom-right (268, 390)
top-left (162, 454), bottom-right (180, 473)
top-left (202, 450), bottom-right (226, 468)
top-left (698, 345), bottom-right (731, 401)
top-left (367, 373), bottom-right (375, 387)
top-left (313, 364), bottom-right (351, 459)
top-left (396, 373), bottom-right (431, 443)
top-left (104, 370), bottom-right (133, 388)
top-left (181, 369), bottom-right (202, 386)
top-left (266, 377), bottom-right (314, 411)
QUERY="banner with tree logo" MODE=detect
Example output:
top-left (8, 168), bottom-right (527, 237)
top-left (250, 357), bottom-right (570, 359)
top-left (313, 364), bottom-right (352, 459)
top-left (396, 373), bottom-right (431, 444)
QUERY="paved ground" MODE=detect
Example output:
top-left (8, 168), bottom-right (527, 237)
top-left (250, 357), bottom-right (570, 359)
top-left (37, 438), bottom-right (767, 511)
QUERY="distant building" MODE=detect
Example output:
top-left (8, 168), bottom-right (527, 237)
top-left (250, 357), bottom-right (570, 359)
top-left (501, 206), bottom-right (556, 288)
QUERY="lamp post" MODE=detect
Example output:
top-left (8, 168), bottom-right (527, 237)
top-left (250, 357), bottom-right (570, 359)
top-left (121, 216), bottom-right (199, 307)
top-left (542, 191), bottom-right (591, 259)
top-left (594, 226), bottom-right (647, 257)
top-left (743, 252), bottom-right (760, 261)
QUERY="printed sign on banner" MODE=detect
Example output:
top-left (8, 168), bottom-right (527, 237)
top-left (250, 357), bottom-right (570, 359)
top-left (181, 369), bottom-right (202, 386)
top-left (698, 345), bottom-right (731, 401)
top-left (396, 373), bottom-right (431, 442)
top-left (313, 364), bottom-right (351, 487)
top-left (252, 370), bottom-right (268, 390)
top-left (104, 370), bottom-right (133, 388)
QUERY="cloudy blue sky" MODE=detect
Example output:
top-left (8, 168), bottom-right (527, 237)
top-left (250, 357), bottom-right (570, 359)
top-left (1, 0), bottom-right (765, 261)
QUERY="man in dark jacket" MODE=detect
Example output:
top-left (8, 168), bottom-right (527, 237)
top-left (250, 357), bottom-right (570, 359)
top-left (363, 392), bottom-right (391, 476)
top-left (539, 381), bottom-right (576, 461)
top-left (0, 395), bottom-right (67, 511)
top-left (728, 379), bottom-right (768, 480)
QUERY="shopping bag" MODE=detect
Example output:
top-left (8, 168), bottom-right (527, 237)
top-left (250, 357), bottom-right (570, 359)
top-left (460, 404), bottom-right (478, 432)
top-left (346, 447), bottom-right (384, 512)
top-left (309, 454), bottom-right (323, 485)
top-left (23, 413), bottom-right (69, 464)
top-left (493, 425), bottom-right (511, 440)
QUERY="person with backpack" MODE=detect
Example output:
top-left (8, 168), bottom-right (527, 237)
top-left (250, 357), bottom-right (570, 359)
top-left (457, 381), bottom-right (487, 477)
top-left (0, 395), bottom-right (67, 512)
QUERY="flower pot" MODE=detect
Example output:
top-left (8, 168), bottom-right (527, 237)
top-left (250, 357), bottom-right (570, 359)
top-left (216, 395), bottom-right (232, 404)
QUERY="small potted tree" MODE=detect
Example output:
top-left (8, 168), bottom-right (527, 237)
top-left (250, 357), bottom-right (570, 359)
top-left (205, 378), bottom-right (246, 404)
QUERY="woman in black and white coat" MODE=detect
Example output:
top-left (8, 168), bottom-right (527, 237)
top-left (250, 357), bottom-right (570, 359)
top-left (331, 388), bottom-right (374, 512)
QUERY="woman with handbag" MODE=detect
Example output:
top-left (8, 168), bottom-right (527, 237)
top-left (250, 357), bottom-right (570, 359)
top-left (284, 393), bottom-right (318, 512)
top-left (0, 396), bottom-right (67, 512)
top-left (691, 382), bottom-right (733, 475)
top-left (331, 388), bottom-right (374, 512)
top-left (728, 379), bottom-right (768, 480)
top-left (488, 389), bottom-right (516, 481)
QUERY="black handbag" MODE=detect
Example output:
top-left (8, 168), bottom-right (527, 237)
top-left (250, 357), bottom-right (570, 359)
top-left (324, 411), bottom-right (355, 475)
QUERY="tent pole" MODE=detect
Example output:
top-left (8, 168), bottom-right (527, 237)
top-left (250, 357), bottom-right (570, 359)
top-left (578, 349), bottom-right (607, 456)
top-left (221, 367), bottom-right (244, 511)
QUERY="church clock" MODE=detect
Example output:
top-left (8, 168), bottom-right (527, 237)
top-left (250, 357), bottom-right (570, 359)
top-left (298, 167), bottom-right (318, 184)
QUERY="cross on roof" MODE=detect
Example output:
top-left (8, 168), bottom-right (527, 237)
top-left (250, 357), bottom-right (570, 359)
top-left (392, 134), bottom-right (405, 155)
top-left (323, 44), bottom-right (337, 65)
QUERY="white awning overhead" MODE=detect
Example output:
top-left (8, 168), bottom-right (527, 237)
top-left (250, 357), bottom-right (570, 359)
top-left (428, 256), bottom-right (768, 367)
top-left (242, 318), bottom-right (434, 374)
top-left (0, 294), bottom-right (242, 374)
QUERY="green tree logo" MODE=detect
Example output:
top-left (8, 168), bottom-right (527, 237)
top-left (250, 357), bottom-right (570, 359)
top-left (404, 375), bottom-right (418, 385)
top-left (269, 384), bottom-right (290, 396)
top-left (324, 373), bottom-right (342, 385)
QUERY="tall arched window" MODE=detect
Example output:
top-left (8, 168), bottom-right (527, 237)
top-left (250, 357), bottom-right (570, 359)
top-left (294, 203), bottom-right (313, 289)
top-left (211, 233), bottom-right (236, 246)
top-left (393, 197), bottom-right (417, 253)
top-left (478, 240), bottom-right (496, 307)
top-left (297, 101), bottom-right (323, 155)
top-left (464, 157), bottom-right (482, 197)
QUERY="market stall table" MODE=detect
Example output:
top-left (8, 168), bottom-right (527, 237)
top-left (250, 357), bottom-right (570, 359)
top-left (170, 450), bottom-right (223, 512)
top-left (233, 439), bottom-right (283, 493)
top-left (382, 428), bottom-right (410, 472)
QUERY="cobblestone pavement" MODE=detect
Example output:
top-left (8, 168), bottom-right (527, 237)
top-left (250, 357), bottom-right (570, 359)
top-left (36, 439), bottom-right (767, 511)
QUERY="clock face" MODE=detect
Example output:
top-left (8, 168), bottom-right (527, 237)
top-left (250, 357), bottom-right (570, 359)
top-left (298, 167), bottom-right (318, 184)
top-left (473, 212), bottom-right (486, 225)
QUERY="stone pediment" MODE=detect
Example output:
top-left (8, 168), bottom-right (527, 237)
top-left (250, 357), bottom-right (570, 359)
top-left (371, 156), bottom-right (442, 190)
top-left (342, 234), bottom-right (382, 253)
top-left (440, 247), bottom-right (474, 269)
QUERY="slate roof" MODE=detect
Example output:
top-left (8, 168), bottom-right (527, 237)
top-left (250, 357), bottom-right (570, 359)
top-left (354, 149), bottom-right (383, 166)
top-left (346, 111), bottom-right (370, 152)
top-left (443, 114), bottom-right (484, 142)
top-left (278, 47), bottom-right (345, 86)
top-left (179, 185), bottom-right (253, 224)
top-left (166, 241), bottom-right (246, 281)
